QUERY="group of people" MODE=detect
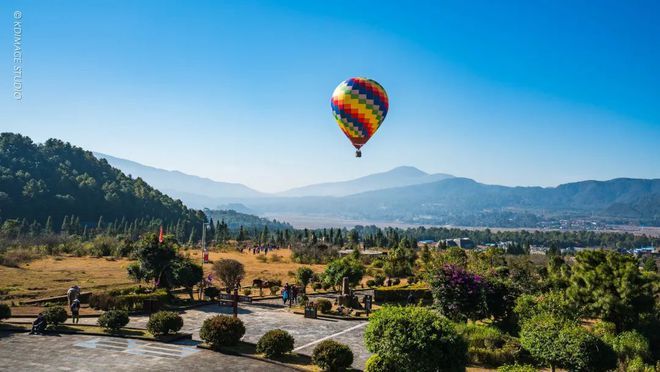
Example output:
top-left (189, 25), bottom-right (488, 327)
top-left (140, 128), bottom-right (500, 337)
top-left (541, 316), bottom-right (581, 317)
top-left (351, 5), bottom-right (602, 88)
top-left (281, 283), bottom-right (299, 306)
top-left (30, 285), bottom-right (81, 335)
top-left (250, 245), bottom-right (280, 255)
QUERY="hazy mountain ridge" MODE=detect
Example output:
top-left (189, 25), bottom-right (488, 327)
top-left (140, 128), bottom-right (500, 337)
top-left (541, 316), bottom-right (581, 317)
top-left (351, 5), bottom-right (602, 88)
top-left (96, 152), bottom-right (660, 227)
top-left (278, 166), bottom-right (454, 197)
top-left (94, 152), bottom-right (264, 206)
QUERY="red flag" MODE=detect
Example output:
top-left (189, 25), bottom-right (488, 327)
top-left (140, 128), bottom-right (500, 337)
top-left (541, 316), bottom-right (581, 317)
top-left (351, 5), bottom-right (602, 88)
top-left (158, 226), bottom-right (164, 243)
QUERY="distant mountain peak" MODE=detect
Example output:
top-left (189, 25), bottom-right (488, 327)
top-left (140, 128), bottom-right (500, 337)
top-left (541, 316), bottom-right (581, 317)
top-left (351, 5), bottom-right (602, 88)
top-left (278, 166), bottom-right (454, 197)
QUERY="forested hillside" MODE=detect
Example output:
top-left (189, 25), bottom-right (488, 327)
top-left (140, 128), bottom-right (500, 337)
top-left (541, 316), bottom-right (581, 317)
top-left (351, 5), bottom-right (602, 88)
top-left (0, 133), bottom-right (205, 235)
top-left (204, 208), bottom-right (292, 231)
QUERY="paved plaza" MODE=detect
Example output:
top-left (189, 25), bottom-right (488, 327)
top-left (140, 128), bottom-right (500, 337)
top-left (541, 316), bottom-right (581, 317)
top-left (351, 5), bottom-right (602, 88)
top-left (0, 332), bottom-right (289, 372)
top-left (2, 296), bottom-right (372, 370)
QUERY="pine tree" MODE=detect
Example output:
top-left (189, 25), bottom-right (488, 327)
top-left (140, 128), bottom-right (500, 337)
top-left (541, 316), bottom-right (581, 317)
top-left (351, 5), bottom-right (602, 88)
top-left (237, 225), bottom-right (246, 242)
top-left (188, 227), bottom-right (196, 246)
top-left (61, 215), bottom-right (69, 234)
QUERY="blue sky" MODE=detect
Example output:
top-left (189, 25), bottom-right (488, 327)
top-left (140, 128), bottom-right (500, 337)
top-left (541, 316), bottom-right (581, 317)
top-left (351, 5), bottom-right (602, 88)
top-left (2, 0), bottom-right (659, 192)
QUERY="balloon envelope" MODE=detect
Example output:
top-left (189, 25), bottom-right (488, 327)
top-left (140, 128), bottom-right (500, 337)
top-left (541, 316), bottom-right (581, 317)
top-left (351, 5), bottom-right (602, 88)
top-left (331, 77), bottom-right (388, 150)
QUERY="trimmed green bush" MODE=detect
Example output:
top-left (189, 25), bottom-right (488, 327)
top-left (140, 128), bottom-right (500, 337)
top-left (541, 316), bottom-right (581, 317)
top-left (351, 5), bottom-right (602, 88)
top-left (0, 303), bottom-right (11, 320)
top-left (199, 315), bottom-right (245, 349)
top-left (312, 340), bottom-right (354, 371)
top-left (204, 286), bottom-right (220, 300)
top-left (366, 279), bottom-right (376, 287)
top-left (365, 305), bottom-right (467, 372)
top-left (146, 311), bottom-right (183, 335)
top-left (373, 274), bottom-right (385, 286)
top-left (89, 288), bottom-right (168, 311)
top-left (98, 310), bottom-right (129, 331)
top-left (373, 284), bottom-right (431, 303)
top-left (44, 306), bottom-right (68, 326)
top-left (312, 282), bottom-right (323, 291)
top-left (316, 298), bottom-right (332, 314)
top-left (364, 354), bottom-right (398, 372)
top-left (391, 278), bottom-right (400, 285)
top-left (457, 323), bottom-right (522, 367)
top-left (256, 329), bottom-right (295, 358)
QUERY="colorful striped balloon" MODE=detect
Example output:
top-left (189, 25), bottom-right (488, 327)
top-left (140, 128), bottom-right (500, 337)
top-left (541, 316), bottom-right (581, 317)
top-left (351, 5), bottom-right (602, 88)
top-left (331, 77), bottom-right (388, 157)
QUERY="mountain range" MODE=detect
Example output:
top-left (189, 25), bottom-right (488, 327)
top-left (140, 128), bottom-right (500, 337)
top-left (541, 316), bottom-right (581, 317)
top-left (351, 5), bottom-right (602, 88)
top-left (97, 152), bottom-right (660, 227)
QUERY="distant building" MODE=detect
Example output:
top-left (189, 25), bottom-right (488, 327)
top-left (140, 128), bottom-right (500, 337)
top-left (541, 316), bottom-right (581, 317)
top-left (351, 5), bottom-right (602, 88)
top-left (530, 245), bottom-right (549, 255)
top-left (417, 240), bottom-right (436, 248)
top-left (338, 249), bottom-right (386, 257)
top-left (444, 238), bottom-right (475, 249)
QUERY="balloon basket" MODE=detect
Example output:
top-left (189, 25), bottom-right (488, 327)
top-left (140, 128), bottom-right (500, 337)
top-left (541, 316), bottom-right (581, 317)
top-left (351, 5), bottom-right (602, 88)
top-left (355, 150), bottom-right (362, 158)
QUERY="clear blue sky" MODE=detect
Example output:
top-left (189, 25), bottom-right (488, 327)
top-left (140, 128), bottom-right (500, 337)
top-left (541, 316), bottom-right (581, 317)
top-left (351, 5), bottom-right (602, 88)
top-left (2, 0), bottom-right (659, 192)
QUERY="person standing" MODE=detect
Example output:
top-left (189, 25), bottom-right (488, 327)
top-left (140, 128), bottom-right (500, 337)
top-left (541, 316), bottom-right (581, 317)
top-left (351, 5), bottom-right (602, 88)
top-left (70, 298), bottom-right (81, 324)
top-left (282, 283), bottom-right (290, 305)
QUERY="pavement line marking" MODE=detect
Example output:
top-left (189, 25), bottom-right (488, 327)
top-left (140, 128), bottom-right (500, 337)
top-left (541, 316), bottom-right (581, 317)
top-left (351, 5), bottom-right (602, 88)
top-left (293, 322), bottom-right (367, 352)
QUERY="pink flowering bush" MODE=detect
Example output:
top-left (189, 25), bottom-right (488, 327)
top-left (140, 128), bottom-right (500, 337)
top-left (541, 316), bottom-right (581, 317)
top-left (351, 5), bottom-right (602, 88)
top-left (430, 264), bottom-right (488, 322)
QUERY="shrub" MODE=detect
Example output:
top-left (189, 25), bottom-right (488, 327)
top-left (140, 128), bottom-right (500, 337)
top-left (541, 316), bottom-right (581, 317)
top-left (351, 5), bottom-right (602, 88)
top-left (43, 306), bottom-right (68, 326)
top-left (520, 313), bottom-right (616, 372)
top-left (611, 330), bottom-right (650, 362)
top-left (429, 264), bottom-right (487, 322)
top-left (316, 298), bottom-right (332, 314)
top-left (457, 323), bottom-right (521, 367)
top-left (373, 274), bottom-right (386, 286)
top-left (97, 310), bottom-right (129, 331)
top-left (365, 305), bottom-right (467, 372)
top-left (497, 364), bottom-right (537, 372)
top-left (147, 311), bottom-right (183, 335)
top-left (406, 276), bottom-right (417, 285)
top-left (373, 284), bottom-right (431, 303)
top-left (199, 315), bottom-right (245, 349)
top-left (391, 278), bottom-right (400, 285)
top-left (204, 286), bottom-right (220, 300)
top-left (0, 303), bottom-right (11, 320)
top-left (312, 282), bottom-right (323, 291)
top-left (89, 289), bottom-right (168, 311)
top-left (366, 279), bottom-right (376, 287)
top-left (256, 329), bottom-right (295, 358)
top-left (243, 288), bottom-right (252, 296)
top-left (312, 340), bottom-right (354, 371)
top-left (364, 354), bottom-right (397, 372)
top-left (269, 254), bottom-right (282, 263)
top-left (270, 286), bottom-right (280, 296)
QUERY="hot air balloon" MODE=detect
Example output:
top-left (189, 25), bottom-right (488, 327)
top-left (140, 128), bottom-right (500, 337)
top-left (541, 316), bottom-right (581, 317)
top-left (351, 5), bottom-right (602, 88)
top-left (331, 77), bottom-right (388, 157)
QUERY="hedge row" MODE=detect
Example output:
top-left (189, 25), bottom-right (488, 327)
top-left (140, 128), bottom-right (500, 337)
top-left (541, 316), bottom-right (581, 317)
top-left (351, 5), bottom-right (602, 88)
top-left (373, 284), bottom-right (432, 303)
top-left (89, 289), bottom-right (168, 311)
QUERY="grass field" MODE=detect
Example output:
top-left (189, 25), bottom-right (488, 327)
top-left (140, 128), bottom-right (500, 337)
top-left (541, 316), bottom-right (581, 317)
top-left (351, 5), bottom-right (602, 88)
top-left (188, 248), bottom-right (327, 290)
top-left (0, 248), bottom-right (326, 303)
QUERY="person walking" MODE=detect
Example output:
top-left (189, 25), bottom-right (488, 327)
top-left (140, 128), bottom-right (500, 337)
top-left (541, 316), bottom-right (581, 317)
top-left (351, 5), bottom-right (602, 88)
top-left (292, 285), bottom-right (299, 305)
top-left (70, 298), bottom-right (81, 324)
top-left (282, 283), bottom-right (290, 305)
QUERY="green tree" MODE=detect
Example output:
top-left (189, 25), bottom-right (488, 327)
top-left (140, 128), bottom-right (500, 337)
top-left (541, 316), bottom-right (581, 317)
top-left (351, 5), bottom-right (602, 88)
top-left (296, 266), bottom-right (314, 293)
top-left (519, 313), bottom-right (615, 372)
top-left (365, 306), bottom-right (467, 372)
top-left (172, 258), bottom-right (203, 299)
top-left (212, 259), bottom-right (245, 290)
top-left (135, 233), bottom-right (178, 288)
top-left (567, 251), bottom-right (654, 331)
top-left (323, 256), bottom-right (364, 289)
